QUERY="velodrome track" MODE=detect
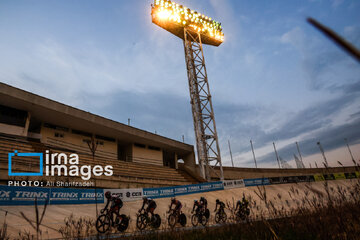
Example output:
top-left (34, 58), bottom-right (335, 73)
top-left (0, 179), bottom-right (357, 239)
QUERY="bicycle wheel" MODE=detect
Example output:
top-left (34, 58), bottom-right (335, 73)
top-left (152, 214), bottom-right (161, 229)
top-left (117, 215), bottom-right (129, 232)
top-left (168, 213), bottom-right (177, 228)
top-left (96, 214), bottom-right (111, 233)
top-left (136, 214), bottom-right (147, 230)
top-left (191, 214), bottom-right (199, 227)
top-left (221, 211), bottom-right (227, 223)
top-left (235, 212), bottom-right (241, 222)
top-left (200, 214), bottom-right (207, 226)
top-left (245, 208), bottom-right (250, 216)
top-left (215, 212), bottom-right (221, 224)
top-left (179, 213), bottom-right (187, 227)
top-left (205, 209), bottom-right (210, 219)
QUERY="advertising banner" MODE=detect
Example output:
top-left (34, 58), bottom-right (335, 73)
top-left (223, 179), bottom-right (245, 189)
top-left (345, 172), bottom-right (357, 179)
top-left (0, 185), bottom-right (49, 205)
top-left (333, 173), bottom-right (346, 180)
top-left (143, 186), bottom-right (174, 199)
top-left (323, 174), bottom-right (335, 180)
top-left (49, 188), bottom-right (104, 205)
top-left (104, 188), bottom-right (143, 202)
top-left (244, 178), bottom-right (270, 187)
top-left (0, 185), bottom-right (103, 206)
top-left (143, 181), bottom-right (224, 199)
top-left (314, 174), bottom-right (325, 181)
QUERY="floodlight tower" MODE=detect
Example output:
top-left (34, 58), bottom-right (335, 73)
top-left (151, 0), bottom-right (225, 181)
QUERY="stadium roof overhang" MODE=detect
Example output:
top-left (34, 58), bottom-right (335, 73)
top-left (0, 83), bottom-right (194, 157)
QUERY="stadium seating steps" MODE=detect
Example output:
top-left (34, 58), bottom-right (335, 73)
top-left (0, 134), bottom-right (198, 188)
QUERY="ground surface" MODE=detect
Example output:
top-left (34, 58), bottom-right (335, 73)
top-left (0, 179), bottom-right (356, 239)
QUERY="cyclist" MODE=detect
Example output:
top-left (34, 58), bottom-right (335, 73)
top-left (242, 196), bottom-right (249, 209)
top-left (235, 199), bottom-right (242, 212)
top-left (139, 197), bottom-right (157, 219)
top-left (214, 199), bottom-right (225, 213)
top-left (102, 191), bottom-right (123, 225)
top-left (169, 197), bottom-right (182, 215)
top-left (191, 200), bottom-right (201, 214)
top-left (200, 196), bottom-right (208, 212)
top-left (235, 196), bottom-right (249, 213)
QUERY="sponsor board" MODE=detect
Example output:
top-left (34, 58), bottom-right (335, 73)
top-left (143, 186), bottom-right (174, 199)
top-left (323, 174), bottom-right (335, 180)
top-left (104, 188), bottom-right (143, 202)
top-left (0, 185), bottom-right (103, 206)
top-left (244, 178), bottom-right (270, 187)
top-left (143, 181), bottom-right (224, 199)
top-left (333, 173), bottom-right (346, 180)
top-left (223, 179), bottom-right (245, 189)
top-left (314, 174), bottom-right (325, 181)
top-left (345, 172), bottom-right (357, 179)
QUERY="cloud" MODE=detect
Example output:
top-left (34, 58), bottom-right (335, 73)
top-left (256, 117), bottom-right (360, 166)
top-left (280, 26), bottom-right (360, 92)
top-left (332, 0), bottom-right (344, 9)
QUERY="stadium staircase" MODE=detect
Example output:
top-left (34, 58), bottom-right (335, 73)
top-left (0, 134), bottom-right (198, 188)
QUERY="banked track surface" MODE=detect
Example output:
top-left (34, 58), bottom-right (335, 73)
top-left (0, 179), bottom-right (357, 239)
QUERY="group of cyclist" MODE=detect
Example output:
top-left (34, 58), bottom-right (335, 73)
top-left (98, 191), bottom-right (251, 233)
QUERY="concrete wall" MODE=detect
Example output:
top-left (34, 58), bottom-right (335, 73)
top-left (132, 144), bottom-right (163, 166)
top-left (40, 126), bottom-right (117, 157)
top-left (0, 123), bottom-right (25, 136)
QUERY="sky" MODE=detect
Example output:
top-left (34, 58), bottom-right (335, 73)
top-left (0, 0), bottom-right (359, 168)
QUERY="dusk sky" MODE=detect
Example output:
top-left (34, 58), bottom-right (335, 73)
top-left (1, 0), bottom-right (359, 168)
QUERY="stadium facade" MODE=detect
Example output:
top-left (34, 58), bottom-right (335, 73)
top-left (0, 83), bottom-right (202, 188)
top-left (0, 83), bottom-right (356, 188)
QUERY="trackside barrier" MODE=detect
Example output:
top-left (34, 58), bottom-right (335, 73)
top-left (1, 172), bottom-right (359, 205)
top-left (223, 179), bottom-right (245, 189)
top-left (0, 185), bottom-right (104, 206)
top-left (104, 188), bottom-right (143, 202)
top-left (244, 178), bottom-right (270, 187)
top-left (143, 181), bottom-right (224, 199)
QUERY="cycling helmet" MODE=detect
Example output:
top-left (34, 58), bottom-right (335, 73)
top-left (143, 196), bottom-right (148, 201)
top-left (105, 191), bottom-right (112, 199)
top-left (216, 199), bottom-right (220, 203)
top-left (200, 197), bottom-right (205, 201)
top-left (194, 200), bottom-right (198, 203)
top-left (171, 197), bottom-right (176, 203)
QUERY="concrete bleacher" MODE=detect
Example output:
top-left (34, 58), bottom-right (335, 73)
top-left (0, 134), bottom-right (198, 188)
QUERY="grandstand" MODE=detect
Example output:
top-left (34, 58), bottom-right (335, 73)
top-left (0, 83), bottom-right (201, 188)
top-left (0, 82), bottom-right (353, 188)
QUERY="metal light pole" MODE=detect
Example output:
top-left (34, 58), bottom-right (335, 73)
top-left (228, 140), bottom-right (234, 167)
top-left (317, 141), bottom-right (329, 167)
top-left (344, 138), bottom-right (355, 162)
top-left (273, 142), bottom-right (281, 169)
top-left (250, 140), bottom-right (257, 168)
top-left (295, 141), bottom-right (305, 168)
top-left (151, 1), bottom-right (225, 181)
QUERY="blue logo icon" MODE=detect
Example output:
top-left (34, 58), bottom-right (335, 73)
top-left (8, 150), bottom-right (43, 176)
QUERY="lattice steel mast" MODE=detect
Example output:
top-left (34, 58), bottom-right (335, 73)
top-left (183, 28), bottom-right (223, 180)
top-left (151, 0), bottom-right (225, 180)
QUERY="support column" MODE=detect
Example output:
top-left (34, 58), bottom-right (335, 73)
top-left (183, 28), bottom-right (224, 181)
top-left (22, 112), bottom-right (31, 137)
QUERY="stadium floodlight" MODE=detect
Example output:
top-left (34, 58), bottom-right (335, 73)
top-left (151, 0), bottom-right (224, 181)
top-left (151, 0), bottom-right (224, 46)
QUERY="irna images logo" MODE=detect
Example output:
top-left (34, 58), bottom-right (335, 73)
top-left (8, 150), bottom-right (113, 180)
top-left (8, 150), bottom-right (43, 176)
